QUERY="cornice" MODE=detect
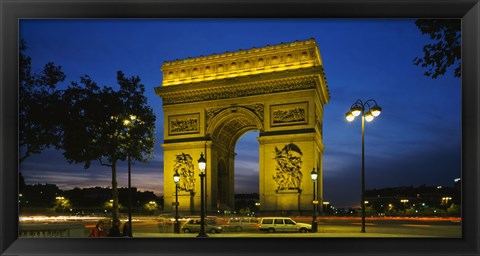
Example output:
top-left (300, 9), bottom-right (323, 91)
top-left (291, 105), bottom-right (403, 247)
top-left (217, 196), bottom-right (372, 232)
top-left (156, 67), bottom-right (326, 105)
top-left (160, 39), bottom-right (323, 87)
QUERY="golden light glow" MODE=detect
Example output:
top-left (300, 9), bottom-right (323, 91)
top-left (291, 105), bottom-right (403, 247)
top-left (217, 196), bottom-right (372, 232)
top-left (351, 106), bottom-right (362, 117)
top-left (371, 106), bottom-right (382, 117)
top-left (173, 171), bottom-right (180, 183)
top-left (311, 168), bottom-right (318, 181)
top-left (198, 153), bottom-right (206, 173)
top-left (364, 112), bottom-right (374, 122)
top-left (198, 162), bottom-right (206, 172)
top-left (345, 112), bottom-right (355, 122)
top-left (160, 40), bottom-right (321, 87)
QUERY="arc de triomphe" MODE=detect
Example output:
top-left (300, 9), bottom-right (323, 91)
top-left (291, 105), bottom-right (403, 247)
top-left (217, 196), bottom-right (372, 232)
top-left (155, 39), bottom-right (330, 214)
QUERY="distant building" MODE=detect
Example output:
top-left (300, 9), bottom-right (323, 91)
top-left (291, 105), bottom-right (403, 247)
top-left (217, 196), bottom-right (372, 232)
top-left (364, 184), bottom-right (459, 216)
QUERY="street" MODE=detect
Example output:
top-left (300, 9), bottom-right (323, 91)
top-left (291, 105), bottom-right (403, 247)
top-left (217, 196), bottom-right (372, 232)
top-left (133, 217), bottom-right (461, 238)
top-left (19, 215), bottom-right (461, 238)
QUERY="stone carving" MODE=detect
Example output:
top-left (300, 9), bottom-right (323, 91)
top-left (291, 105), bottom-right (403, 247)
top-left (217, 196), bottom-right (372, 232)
top-left (270, 102), bottom-right (308, 126)
top-left (244, 103), bottom-right (264, 122)
top-left (161, 78), bottom-right (317, 105)
top-left (174, 153), bottom-right (196, 192)
top-left (206, 107), bottom-right (224, 125)
top-left (273, 108), bottom-right (305, 124)
top-left (206, 103), bottom-right (264, 127)
top-left (160, 39), bottom-right (319, 86)
top-left (273, 143), bottom-right (303, 191)
top-left (171, 119), bottom-right (197, 133)
top-left (168, 114), bottom-right (199, 135)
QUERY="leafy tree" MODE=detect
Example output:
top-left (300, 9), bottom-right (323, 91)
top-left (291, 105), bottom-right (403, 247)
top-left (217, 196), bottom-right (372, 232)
top-left (447, 203), bottom-right (461, 216)
top-left (143, 201), bottom-right (158, 214)
top-left (19, 39), bottom-right (66, 162)
top-left (61, 71), bottom-right (156, 221)
top-left (405, 207), bottom-right (416, 216)
top-left (239, 207), bottom-right (252, 216)
top-left (365, 205), bottom-right (377, 216)
top-left (54, 197), bottom-right (72, 212)
top-left (413, 19), bottom-right (461, 79)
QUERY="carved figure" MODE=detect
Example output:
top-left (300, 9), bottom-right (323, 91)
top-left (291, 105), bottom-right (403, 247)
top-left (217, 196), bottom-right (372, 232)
top-left (273, 108), bottom-right (305, 123)
top-left (173, 153), bottom-right (195, 192)
top-left (273, 143), bottom-right (303, 190)
top-left (170, 118), bottom-right (198, 133)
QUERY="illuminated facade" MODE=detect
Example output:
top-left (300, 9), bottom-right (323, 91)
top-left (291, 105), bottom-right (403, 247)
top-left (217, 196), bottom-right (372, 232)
top-left (155, 39), bottom-right (330, 213)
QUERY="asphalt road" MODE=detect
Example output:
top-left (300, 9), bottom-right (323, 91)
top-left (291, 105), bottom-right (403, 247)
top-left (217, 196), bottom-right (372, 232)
top-left (131, 217), bottom-right (461, 238)
top-left (19, 216), bottom-right (461, 238)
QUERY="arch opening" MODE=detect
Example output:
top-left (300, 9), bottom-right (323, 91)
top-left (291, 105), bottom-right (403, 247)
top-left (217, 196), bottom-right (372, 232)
top-left (208, 109), bottom-right (261, 212)
top-left (234, 132), bottom-right (259, 195)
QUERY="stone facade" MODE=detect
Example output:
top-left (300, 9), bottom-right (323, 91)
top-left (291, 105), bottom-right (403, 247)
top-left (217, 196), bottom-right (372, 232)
top-left (155, 39), bottom-right (330, 214)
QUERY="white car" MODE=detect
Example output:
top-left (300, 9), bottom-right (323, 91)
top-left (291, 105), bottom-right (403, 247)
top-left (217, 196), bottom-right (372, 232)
top-left (257, 217), bottom-right (312, 233)
top-left (223, 217), bottom-right (259, 232)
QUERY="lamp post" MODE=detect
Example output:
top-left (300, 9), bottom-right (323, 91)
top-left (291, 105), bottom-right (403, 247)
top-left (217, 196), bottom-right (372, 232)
top-left (123, 114), bottom-right (138, 237)
top-left (126, 152), bottom-right (133, 237)
top-left (173, 171), bottom-right (180, 233)
top-left (311, 168), bottom-right (318, 233)
top-left (400, 199), bottom-right (409, 211)
top-left (345, 99), bottom-right (382, 233)
top-left (197, 153), bottom-right (208, 238)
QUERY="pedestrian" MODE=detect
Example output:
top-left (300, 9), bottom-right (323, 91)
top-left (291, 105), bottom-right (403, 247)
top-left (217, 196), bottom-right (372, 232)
top-left (89, 220), bottom-right (107, 237)
top-left (108, 219), bottom-right (122, 237)
top-left (122, 221), bottom-right (132, 237)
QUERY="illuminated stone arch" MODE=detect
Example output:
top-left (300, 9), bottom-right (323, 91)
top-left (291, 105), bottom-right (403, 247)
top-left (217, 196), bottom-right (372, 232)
top-left (207, 106), bottom-right (264, 150)
top-left (205, 106), bottom-right (264, 209)
top-left (156, 39), bottom-right (330, 214)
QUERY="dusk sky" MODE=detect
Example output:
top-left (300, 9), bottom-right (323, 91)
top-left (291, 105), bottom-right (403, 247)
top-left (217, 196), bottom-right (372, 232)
top-left (19, 19), bottom-right (461, 208)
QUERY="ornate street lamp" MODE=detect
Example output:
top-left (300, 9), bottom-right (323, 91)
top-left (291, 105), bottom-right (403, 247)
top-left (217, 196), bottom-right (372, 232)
top-left (173, 171), bottom-right (180, 233)
top-left (345, 99), bottom-right (382, 233)
top-left (197, 153), bottom-right (208, 238)
top-left (311, 168), bottom-right (318, 233)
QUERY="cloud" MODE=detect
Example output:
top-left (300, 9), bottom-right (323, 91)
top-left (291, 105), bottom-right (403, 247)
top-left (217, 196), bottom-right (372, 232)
top-left (234, 169), bottom-right (259, 193)
top-left (23, 169), bottom-right (112, 189)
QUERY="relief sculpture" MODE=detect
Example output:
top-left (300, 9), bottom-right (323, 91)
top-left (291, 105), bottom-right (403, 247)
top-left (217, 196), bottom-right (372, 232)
top-left (168, 114), bottom-right (199, 135)
top-left (273, 108), bottom-right (305, 124)
top-left (206, 103), bottom-right (264, 127)
top-left (272, 143), bottom-right (303, 191)
top-left (270, 102), bottom-right (308, 127)
top-left (170, 118), bottom-right (198, 133)
top-left (245, 103), bottom-right (264, 122)
top-left (174, 153), bottom-right (196, 192)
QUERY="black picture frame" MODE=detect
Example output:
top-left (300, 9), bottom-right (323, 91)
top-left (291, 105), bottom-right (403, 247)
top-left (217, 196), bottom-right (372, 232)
top-left (1, 0), bottom-right (479, 255)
